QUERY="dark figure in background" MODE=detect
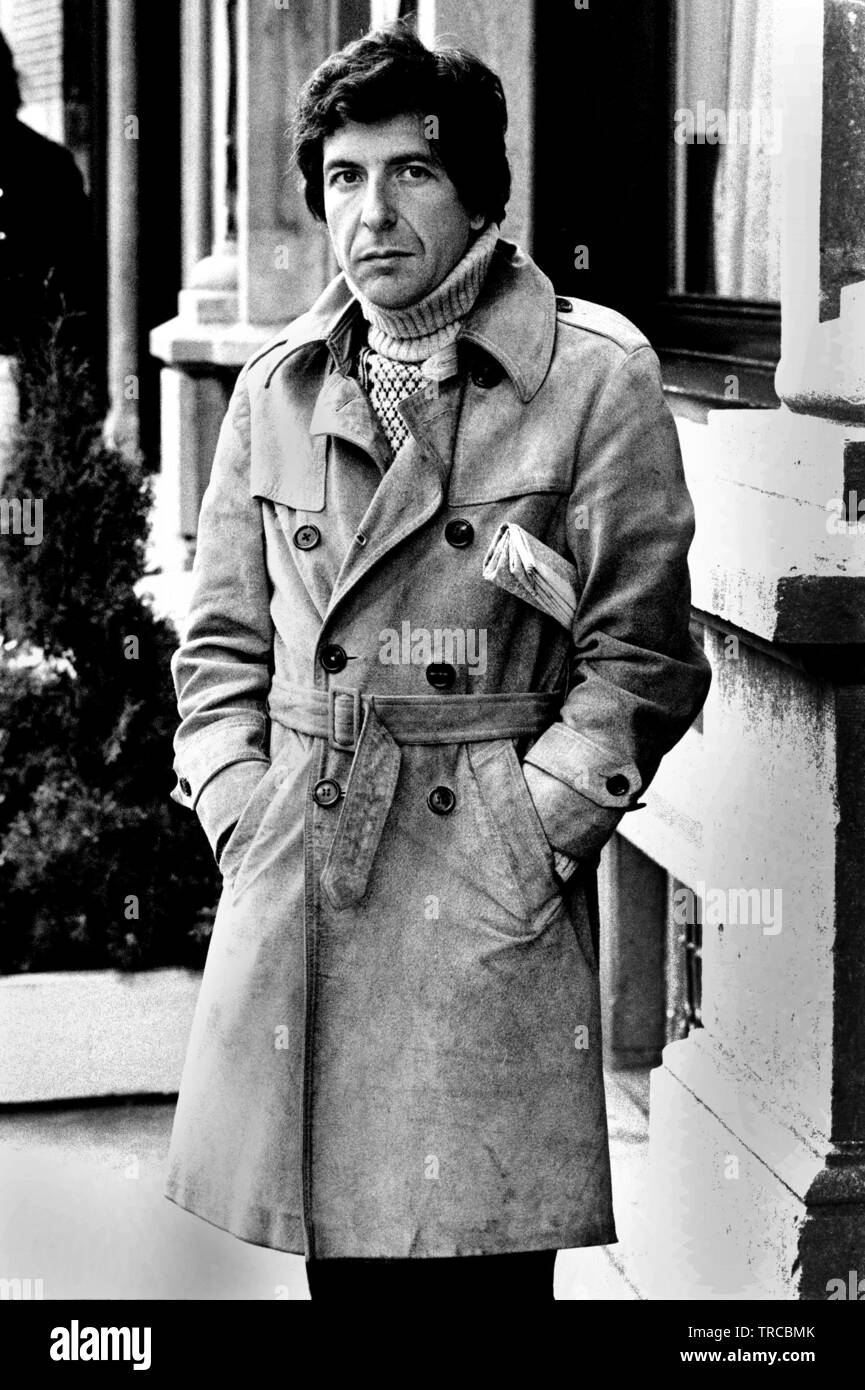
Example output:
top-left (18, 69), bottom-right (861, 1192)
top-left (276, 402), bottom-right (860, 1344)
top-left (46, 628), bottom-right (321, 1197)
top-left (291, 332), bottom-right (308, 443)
top-left (0, 30), bottom-right (95, 377)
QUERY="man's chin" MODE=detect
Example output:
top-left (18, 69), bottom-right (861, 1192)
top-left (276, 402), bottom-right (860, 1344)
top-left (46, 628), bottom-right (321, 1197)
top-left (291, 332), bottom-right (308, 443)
top-left (351, 267), bottom-right (430, 310)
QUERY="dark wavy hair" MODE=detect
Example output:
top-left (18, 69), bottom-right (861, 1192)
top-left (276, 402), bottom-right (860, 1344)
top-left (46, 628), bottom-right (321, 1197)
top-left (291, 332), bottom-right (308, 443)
top-left (293, 23), bottom-right (510, 226)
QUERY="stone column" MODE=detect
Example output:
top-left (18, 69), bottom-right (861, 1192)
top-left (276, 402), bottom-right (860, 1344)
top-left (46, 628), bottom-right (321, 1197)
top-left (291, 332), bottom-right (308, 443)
top-left (180, 0), bottom-right (213, 286)
top-left (331, 0), bottom-right (370, 47)
top-left (235, 0), bottom-right (331, 327)
top-left (775, 0), bottom-right (865, 419)
top-left (428, 0), bottom-right (534, 252)
top-left (150, 0), bottom-right (351, 598)
top-left (621, 0), bottom-right (865, 1299)
top-left (105, 0), bottom-right (140, 452)
top-left (150, 0), bottom-right (240, 582)
top-left (181, 0), bottom-right (240, 328)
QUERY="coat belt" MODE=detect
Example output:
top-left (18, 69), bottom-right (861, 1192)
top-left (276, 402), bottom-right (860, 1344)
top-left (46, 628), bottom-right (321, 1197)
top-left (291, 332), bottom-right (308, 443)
top-left (266, 679), bottom-right (564, 910)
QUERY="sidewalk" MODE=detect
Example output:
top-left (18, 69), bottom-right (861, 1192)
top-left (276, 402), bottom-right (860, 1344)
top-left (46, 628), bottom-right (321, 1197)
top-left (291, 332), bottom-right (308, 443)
top-left (0, 1068), bottom-right (649, 1300)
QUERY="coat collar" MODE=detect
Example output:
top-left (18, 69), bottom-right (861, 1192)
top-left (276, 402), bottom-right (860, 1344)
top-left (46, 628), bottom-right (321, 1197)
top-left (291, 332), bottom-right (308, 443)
top-left (252, 238), bottom-right (557, 404)
top-left (456, 240), bottom-right (557, 402)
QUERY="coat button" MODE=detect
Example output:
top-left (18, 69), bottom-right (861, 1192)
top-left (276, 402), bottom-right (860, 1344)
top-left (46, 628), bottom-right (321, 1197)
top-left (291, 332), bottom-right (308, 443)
top-left (179, 777), bottom-right (191, 797)
top-left (470, 357), bottom-right (504, 389)
top-left (320, 643), bottom-right (347, 673)
top-left (426, 663), bottom-right (456, 689)
top-left (313, 778), bottom-right (342, 807)
top-left (428, 785), bottom-right (456, 815)
top-left (293, 523), bottom-right (321, 550)
top-left (444, 518), bottom-right (474, 548)
top-left (555, 296), bottom-right (573, 312)
top-left (606, 774), bottom-right (629, 797)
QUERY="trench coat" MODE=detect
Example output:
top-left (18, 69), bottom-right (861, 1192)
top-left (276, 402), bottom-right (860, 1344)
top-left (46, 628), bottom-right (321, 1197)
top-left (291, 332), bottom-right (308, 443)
top-left (165, 236), bottom-right (711, 1260)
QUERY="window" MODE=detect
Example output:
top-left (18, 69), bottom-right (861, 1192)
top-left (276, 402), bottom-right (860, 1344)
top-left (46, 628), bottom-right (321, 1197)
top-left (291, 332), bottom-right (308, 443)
top-left (671, 0), bottom-right (781, 300)
top-left (655, 0), bottom-right (782, 414)
top-left (531, 0), bottom-right (781, 416)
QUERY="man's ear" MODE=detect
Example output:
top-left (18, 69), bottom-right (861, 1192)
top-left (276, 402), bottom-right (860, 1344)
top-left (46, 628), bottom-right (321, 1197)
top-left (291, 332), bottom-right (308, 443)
top-left (469, 210), bottom-right (487, 231)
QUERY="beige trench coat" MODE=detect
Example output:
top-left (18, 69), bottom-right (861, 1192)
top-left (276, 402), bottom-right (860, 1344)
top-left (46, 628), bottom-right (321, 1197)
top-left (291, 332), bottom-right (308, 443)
top-left (165, 237), bottom-right (711, 1259)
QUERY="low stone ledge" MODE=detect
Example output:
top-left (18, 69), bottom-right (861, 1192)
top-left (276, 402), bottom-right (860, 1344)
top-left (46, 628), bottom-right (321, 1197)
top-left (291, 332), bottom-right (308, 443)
top-left (0, 968), bottom-right (202, 1104)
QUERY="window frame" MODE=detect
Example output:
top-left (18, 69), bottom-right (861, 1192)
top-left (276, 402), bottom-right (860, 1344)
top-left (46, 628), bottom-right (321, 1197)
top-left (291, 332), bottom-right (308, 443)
top-left (655, 1), bottom-right (781, 413)
top-left (646, 292), bottom-right (781, 414)
top-left (531, 0), bottom-right (782, 417)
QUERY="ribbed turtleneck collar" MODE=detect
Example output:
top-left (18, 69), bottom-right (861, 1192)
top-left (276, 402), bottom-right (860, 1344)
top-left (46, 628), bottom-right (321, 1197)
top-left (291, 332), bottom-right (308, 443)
top-left (342, 221), bottom-right (500, 363)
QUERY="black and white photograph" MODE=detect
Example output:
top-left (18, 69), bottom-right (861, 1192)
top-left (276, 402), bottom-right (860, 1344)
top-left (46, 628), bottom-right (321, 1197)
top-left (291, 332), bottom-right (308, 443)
top-left (0, 0), bottom-right (863, 1354)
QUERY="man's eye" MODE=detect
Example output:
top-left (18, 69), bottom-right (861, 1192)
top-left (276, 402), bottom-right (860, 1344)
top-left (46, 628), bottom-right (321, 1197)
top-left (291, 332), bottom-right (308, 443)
top-left (401, 165), bottom-right (432, 180)
top-left (332, 170), bottom-right (361, 186)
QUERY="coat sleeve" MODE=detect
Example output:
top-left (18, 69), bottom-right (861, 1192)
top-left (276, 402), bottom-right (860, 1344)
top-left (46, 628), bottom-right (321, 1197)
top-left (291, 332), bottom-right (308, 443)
top-left (168, 366), bottom-right (274, 860)
top-left (522, 343), bottom-right (711, 864)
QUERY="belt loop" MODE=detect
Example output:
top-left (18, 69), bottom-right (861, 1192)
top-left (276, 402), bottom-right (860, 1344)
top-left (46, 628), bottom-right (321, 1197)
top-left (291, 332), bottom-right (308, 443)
top-left (328, 684), bottom-right (362, 751)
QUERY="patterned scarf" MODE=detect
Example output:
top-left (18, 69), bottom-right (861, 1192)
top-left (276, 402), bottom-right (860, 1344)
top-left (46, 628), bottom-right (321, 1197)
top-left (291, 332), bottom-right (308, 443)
top-left (348, 222), bottom-right (500, 457)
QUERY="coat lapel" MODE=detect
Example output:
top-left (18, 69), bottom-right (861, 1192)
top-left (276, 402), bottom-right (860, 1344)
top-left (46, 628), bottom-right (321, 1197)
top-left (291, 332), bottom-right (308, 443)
top-left (309, 370), bottom-right (391, 477)
top-left (323, 379), bottom-right (462, 626)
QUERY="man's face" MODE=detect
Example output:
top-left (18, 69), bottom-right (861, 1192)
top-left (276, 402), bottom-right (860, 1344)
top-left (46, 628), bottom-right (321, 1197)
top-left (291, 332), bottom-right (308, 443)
top-left (322, 112), bottom-right (486, 309)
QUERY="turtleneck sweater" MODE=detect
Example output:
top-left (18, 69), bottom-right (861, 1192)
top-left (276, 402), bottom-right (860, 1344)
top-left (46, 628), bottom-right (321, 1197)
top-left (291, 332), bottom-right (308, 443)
top-left (346, 221), bottom-right (500, 458)
top-left (346, 220), bottom-right (500, 364)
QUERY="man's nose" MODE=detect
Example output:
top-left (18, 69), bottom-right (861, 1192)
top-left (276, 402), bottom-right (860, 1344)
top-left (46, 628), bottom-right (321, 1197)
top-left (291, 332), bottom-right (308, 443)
top-left (361, 175), bottom-right (397, 231)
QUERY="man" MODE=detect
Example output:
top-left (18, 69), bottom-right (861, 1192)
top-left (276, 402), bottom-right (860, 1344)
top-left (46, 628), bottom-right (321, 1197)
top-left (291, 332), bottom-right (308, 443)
top-left (166, 25), bottom-right (711, 1302)
top-left (0, 31), bottom-right (94, 364)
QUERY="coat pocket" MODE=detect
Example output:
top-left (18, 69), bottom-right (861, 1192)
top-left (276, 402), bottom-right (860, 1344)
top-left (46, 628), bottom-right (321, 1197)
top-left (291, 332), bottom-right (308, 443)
top-left (217, 756), bottom-right (283, 895)
top-left (466, 739), bottom-right (564, 933)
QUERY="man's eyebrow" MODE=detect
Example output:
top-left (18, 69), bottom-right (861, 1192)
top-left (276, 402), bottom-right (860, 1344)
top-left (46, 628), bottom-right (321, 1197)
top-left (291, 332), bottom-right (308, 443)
top-left (322, 150), bottom-right (440, 173)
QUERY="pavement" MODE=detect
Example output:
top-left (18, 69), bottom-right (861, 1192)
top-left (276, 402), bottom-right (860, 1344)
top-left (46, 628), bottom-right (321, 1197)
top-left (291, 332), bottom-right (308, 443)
top-left (0, 1068), bottom-right (649, 1301)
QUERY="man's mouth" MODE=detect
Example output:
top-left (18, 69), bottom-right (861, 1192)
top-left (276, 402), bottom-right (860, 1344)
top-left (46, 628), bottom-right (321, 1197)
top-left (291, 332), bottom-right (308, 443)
top-left (358, 249), bottom-right (413, 262)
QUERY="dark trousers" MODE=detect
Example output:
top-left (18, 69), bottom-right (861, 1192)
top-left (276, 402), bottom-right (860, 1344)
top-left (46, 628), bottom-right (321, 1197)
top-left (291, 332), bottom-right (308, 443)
top-left (306, 1250), bottom-right (558, 1301)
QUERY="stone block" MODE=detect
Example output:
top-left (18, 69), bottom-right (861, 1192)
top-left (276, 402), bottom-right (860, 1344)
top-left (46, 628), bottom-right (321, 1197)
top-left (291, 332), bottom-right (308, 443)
top-left (696, 628), bottom-right (835, 1128)
top-left (155, 365), bottom-right (232, 558)
top-left (0, 968), bottom-right (202, 1103)
top-left (636, 1038), bottom-right (817, 1299)
top-left (679, 410), bottom-right (865, 641)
